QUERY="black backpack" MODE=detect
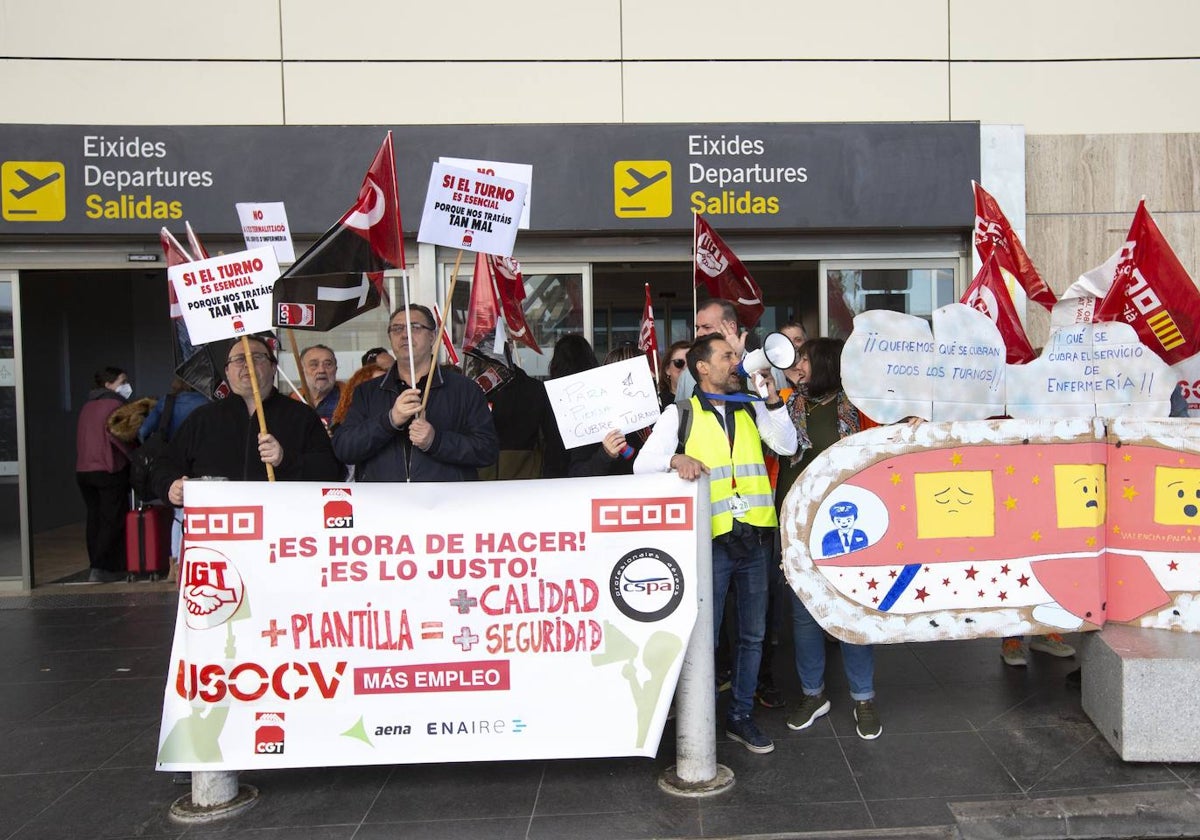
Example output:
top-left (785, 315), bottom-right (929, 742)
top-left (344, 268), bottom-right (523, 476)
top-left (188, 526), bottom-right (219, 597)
top-left (129, 394), bottom-right (176, 502)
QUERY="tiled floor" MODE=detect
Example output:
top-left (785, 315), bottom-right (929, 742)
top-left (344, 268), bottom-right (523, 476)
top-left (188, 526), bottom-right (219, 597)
top-left (0, 592), bottom-right (1196, 840)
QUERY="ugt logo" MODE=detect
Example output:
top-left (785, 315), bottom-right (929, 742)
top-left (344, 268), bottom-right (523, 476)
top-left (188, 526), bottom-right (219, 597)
top-left (323, 487), bottom-right (353, 528)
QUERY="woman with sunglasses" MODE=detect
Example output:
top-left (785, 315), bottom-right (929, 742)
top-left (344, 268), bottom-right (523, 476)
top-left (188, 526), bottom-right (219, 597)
top-left (658, 340), bottom-right (691, 410)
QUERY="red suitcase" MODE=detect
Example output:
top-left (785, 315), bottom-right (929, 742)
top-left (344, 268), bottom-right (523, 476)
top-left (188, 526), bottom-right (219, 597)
top-left (125, 502), bottom-right (173, 581)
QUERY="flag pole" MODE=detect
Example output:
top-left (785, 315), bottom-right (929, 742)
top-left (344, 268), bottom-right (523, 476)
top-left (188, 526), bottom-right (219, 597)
top-left (286, 329), bottom-right (312, 406)
top-left (421, 248), bottom-right (464, 412)
top-left (241, 335), bottom-right (275, 482)
top-left (402, 270), bottom-right (417, 389)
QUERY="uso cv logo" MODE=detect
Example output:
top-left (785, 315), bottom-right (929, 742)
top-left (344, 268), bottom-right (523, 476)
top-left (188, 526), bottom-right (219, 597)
top-left (609, 548), bottom-right (684, 622)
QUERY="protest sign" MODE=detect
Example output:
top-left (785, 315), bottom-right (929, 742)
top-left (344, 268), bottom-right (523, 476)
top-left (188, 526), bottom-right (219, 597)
top-left (236, 202), bottom-right (295, 263)
top-left (157, 475), bottom-right (698, 771)
top-left (544, 356), bottom-right (661, 449)
top-left (168, 246), bottom-right (279, 345)
top-left (1006, 322), bottom-right (1172, 419)
top-left (439, 157), bottom-right (532, 229)
top-left (417, 163), bottom-right (528, 257)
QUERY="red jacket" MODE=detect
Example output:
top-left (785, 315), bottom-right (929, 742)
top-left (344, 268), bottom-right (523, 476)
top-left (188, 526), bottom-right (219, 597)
top-left (75, 389), bottom-right (128, 473)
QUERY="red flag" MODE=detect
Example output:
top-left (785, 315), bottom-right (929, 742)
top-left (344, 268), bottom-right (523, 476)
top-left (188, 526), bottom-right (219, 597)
top-left (185, 221), bottom-right (210, 260)
top-left (485, 255), bottom-right (541, 354)
top-left (638, 282), bottom-right (659, 382)
top-left (340, 132), bottom-right (404, 270)
top-left (159, 228), bottom-right (198, 362)
top-left (973, 181), bottom-right (1057, 311)
top-left (463, 253), bottom-right (498, 352)
top-left (272, 133), bottom-right (402, 330)
top-left (432, 304), bottom-right (460, 366)
top-left (1094, 200), bottom-right (1200, 366)
top-left (960, 253), bottom-right (1037, 364)
top-left (694, 214), bottom-right (765, 327)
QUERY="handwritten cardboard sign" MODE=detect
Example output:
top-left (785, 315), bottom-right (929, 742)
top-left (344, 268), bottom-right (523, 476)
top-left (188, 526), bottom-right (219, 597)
top-left (1006, 322), bottom-right (1172, 418)
top-left (417, 163), bottom-right (528, 257)
top-left (544, 356), bottom-right (661, 449)
top-left (168, 246), bottom-right (279, 344)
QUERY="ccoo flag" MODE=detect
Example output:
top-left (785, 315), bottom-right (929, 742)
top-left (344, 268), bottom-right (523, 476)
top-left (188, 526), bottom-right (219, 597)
top-left (272, 132), bottom-right (403, 331)
top-left (960, 253), bottom-right (1037, 364)
top-left (973, 181), bottom-right (1057, 311)
top-left (694, 214), bottom-right (765, 327)
top-left (1093, 200), bottom-right (1200, 366)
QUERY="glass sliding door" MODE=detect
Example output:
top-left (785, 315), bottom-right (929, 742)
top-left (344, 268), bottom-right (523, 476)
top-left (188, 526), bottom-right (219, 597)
top-left (819, 260), bottom-right (958, 339)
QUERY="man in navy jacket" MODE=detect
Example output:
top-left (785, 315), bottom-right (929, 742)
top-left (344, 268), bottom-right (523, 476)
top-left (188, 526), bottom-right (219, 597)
top-left (333, 304), bottom-right (498, 482)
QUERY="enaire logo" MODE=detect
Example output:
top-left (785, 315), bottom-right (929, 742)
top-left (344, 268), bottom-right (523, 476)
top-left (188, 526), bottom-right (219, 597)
top-left (592, 497), bottom-right (693, 532)
top-left (255, 712), bottom-right (285, 754)
top-left (323, 487), bottom-right (353, 528)
top-left (184, 506), bottom-right (263, 540)
top-left (181, 545), bottom-right (245, 630)
top-left (609, 547), bottom-right (685, 622)
top-left (277, 302), bottom-right (316, 327)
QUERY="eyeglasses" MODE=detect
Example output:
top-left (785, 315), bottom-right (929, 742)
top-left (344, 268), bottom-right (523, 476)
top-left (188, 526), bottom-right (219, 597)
top-left (226, 352), bottom-right (271, 368)
top-left (670, 359), bottom-right (687, 369)
top-left (387, 323), bottom-right (434, 336)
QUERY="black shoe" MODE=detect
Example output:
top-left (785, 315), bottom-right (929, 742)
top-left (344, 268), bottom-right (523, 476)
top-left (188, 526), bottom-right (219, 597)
top-left (756, 683), bottom-right (786, 709)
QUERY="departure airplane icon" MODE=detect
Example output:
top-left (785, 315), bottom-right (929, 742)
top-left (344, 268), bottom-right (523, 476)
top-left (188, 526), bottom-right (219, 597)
top-left (9, 168), bottom-right (61, 200)
top-left (622, 167), bottom-right (667, 196)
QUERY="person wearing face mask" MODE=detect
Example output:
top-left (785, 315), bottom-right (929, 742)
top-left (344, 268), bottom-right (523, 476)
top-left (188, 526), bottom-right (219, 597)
top-left (75, 366), bottom-right (134, 582)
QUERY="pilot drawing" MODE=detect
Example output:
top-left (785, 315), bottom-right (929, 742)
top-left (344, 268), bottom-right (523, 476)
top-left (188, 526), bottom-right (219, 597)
top-left (821, 501), bottom-right (869, 557)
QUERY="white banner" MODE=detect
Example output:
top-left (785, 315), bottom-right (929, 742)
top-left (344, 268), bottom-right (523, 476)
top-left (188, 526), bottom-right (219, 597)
top-left (167, 246), bottom-right (279, 344)
top-left (235, 202), bottom-right (295, 263)
top-left (416, 163), bottom-right (528, 256)
top-left (157, 475), bottom-right (698, 771)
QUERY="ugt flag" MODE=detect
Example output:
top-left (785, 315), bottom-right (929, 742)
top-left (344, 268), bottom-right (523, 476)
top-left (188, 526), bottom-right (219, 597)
top-left (961, 253), bottom-right (1037, 364)
top-left (1094, 200), bottom-right (1200, 366)
top-left (638, 282), bottom-right (659, 381)
top-left (694, 214), bottom-right (764, 327)
top-left (973, 181), bottom-right (1057, 311)
top-left (272, 132), bottom-right (403, 331)
top-left (486, 255), bottom-right (541, 354)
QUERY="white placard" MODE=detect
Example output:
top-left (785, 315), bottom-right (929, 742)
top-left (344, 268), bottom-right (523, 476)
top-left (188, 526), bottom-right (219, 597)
top-left (1006, 322), bottom-right (1172, 419)
top-left (168, 246), bottom-right (280, 344)
top-left (841, 310), bottom-right (936, 423)
top-left (416, 164), bottom-right (527, 256)
top-left (929, 304), bottom-right (1006, 421)
top-left (439, 157), bottom-right (532, 229)
top-left (235, 202), bottom-right (295, 263)
top-left (156, 475), bottom-right (698, 770)
top-left (544, 357), bottom-right (661, 449)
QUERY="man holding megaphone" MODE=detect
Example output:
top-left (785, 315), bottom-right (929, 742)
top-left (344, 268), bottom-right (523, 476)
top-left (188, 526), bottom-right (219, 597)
top-left (635, 332), bottom-right (797, 754)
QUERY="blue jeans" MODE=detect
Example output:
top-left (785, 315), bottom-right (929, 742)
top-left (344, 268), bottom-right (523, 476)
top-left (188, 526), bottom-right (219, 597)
top-left (711, 530), bottom-right (769, 721)
top-left (791, 590), bottom-right (875, 701)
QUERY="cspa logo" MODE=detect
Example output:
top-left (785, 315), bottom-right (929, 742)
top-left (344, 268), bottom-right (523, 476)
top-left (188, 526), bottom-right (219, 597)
top-left (609, 547), bottom-right (685, 622)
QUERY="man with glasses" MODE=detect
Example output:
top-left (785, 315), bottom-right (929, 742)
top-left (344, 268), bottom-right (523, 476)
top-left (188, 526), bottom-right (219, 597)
top-left (332, 304), bottom-right (498, 482)
top-left (150, 335), bottom-right (343, 505)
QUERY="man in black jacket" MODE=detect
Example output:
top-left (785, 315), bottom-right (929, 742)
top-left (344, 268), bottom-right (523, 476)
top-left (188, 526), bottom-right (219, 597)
top-left (332, 304), bottom-right (498, 482)
top-left (151, 335), bottom-right (343, 504)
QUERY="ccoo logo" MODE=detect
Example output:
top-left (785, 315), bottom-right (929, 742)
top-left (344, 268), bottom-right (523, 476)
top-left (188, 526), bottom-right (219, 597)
top-left (323, 487), bottom-right (353, 528)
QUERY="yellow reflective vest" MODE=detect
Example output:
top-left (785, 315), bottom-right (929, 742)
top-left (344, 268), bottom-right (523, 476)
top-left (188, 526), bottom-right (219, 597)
top-left (683, 396), bottom-right (778, 537)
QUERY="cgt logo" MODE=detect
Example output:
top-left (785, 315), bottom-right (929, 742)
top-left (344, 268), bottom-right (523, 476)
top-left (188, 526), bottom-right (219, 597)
top-left (278, 302), bottom-right (316, 327)
top-left (255, 712), bottom-right (285, 754)
top-left (592, 497), bottom-right (693, 532)
top-left (323, 487), bottom-right (353, 528)
top-left (185, 506), bottom-right (262, 540)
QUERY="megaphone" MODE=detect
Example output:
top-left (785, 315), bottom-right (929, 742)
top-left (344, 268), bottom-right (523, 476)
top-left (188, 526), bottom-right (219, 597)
top-left (736, 332), bottom-right (797, 378)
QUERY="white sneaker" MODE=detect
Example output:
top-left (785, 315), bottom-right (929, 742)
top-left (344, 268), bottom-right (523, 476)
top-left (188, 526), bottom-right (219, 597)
top-left (1001, 638), bottom-right (1028, 667)
top-left (1029, 634), bottom-right (1075, 658)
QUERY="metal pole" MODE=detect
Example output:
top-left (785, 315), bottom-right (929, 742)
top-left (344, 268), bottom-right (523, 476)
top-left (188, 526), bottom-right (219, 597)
top-left (659, 475), bottom-right (734, 796)
top-left (169, 770), bottom-right (259, 824)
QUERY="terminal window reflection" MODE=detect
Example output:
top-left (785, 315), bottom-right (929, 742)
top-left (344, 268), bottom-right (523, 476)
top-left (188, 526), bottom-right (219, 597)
top-left (826, 267), bottom-right (955, 340)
